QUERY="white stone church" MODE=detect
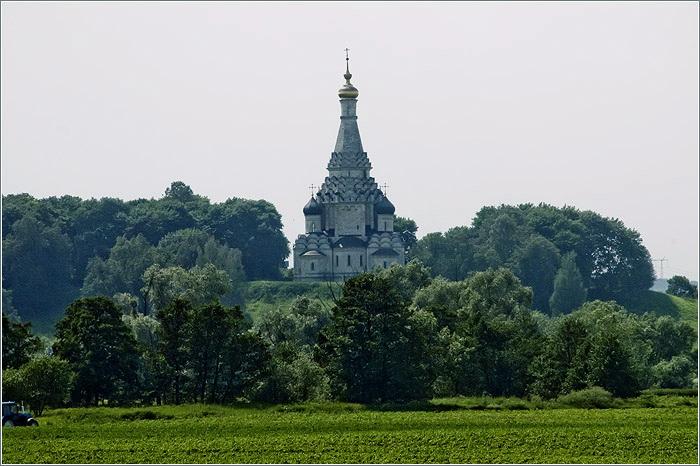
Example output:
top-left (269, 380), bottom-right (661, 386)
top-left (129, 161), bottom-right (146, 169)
top-left (293, 57), bottom-right (405, 281)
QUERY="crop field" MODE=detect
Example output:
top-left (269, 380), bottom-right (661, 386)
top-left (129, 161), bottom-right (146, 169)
top-left (2, 402), bottom-right (697, 464)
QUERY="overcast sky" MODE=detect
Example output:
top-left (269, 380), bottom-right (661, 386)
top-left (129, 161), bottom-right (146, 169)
top-left (2, 2), bottom-right (698, 279)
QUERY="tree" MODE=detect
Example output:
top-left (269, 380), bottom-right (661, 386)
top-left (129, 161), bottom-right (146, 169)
top-left (412, 228), bottom-right (475, 280)
top-left (570, 301), bottom-right (647, 397)
top-left (81, 234), bottom-right (158, 303)
top-left (412, 277), bottom-right (465, 330)
top-left (142, 264), bottom-right (232, 314)
top-left (254, 297), bottom-right (331, 347)
top-left (515, 235), bottom-right (561, 313)
top-left (376, 259), bottom-right (433, 304)
top-left (53, 297), bottom-right (140, 405)
top-left (549, 252), bottom-right (587, 316)
top-left (455, 268), bottom-right (542, 396)
top-left (156, 229), bottom-right (246, 303)
top-left (650, 316), bottom-right (695, 361)
top-left (1, 356), bottom-right (73, 416)
top-left (2, 313), bottom-right (43, 369)
top-left (651, 356), bottom-right (696, 389)
top-left (320, 272), bottom-right (434, 403)
top-left (220, 330), bottom-right (271, 402)
top-left (257, 341), bottom-right (330, 403)
top-left (578, 211), bottom-right (654, 301)
top-left (2, 215), bottom-right (76, 328)
top-left (394, 216), bottom-right (418, 258)
top-left (529, 315), bottom-right (591, 399)
top-left (156, 298), bottom-right (192, 404)
top-left (68, 197), bottom-right (130, 287)
top-left (164, 181), bottom-right (195, 202)
top-left (253, 297), bottom-right (332, 403)
top-left (438, 203), bottom-right (655, 302)
top-left (204, 198), bottom-right (289, 280)
top-left (666, 275), bottom-right (698, 299)
top-left (186, 302), bottom-right (245, 402)
top-left (125, 198), bottom-right (197, 244)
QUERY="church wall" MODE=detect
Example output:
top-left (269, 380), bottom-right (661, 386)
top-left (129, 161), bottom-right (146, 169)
top-left (335, 204), bottom-right (365, 236)
top-left (332, 247), bottom-right (367, 276)
top-left (369, 254), bottom-right (401, 270)
top-left (297, 254), bottom-right (330, 280)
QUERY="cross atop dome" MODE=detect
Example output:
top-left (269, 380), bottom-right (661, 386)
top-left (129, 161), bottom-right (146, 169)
top-left (339, 48), bottom-right (359, 99)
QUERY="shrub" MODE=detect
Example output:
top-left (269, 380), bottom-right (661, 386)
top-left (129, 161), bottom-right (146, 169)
top-left (642, 387), bottom-right (698, 397)
top-left (1, 356), bottom-right (73, 416)
top-left (652, 356), bottom-right (696, 389)
top-left (119, 410), bottom-right (174, 421)
top-left (557, 387), bottom-right (616, 409)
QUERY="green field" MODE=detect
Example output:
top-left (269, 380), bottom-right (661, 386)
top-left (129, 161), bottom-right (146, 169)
top-left (3, 402), bottom-right (697, 464)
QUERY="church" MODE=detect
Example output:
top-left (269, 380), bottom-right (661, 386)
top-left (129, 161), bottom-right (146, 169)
top-left (293, 55), bottom-right (405, 281)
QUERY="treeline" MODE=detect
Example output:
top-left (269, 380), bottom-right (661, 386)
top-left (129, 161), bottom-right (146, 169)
top-left (3, 262), bottom-right (695, 413)
top-left (411, 203), bottom-right (655, 314)
top-left (2, 182), bottom-right (289, 330)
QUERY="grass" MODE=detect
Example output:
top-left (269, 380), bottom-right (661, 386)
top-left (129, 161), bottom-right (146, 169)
top-left (624, 290), bottom-right (698, 330)
top-left (3, 400), bottom-right (697, 464)
top-left (242, 280), bottom-right (340, 321)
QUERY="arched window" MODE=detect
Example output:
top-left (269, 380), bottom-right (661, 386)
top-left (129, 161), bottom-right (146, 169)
top-left (311, 262), bottom-right (315, 271)
top-left (311, 222), bottom-right (316, 232)
top-left (335, 255), bottom-right (339, 267)
top-left (360, 255), bottom-right (363, 266)
top-left (383, 261), bottom-right (387, 268)
top-left (347, 255), bottom-right (351, 266)
top-left (383, 221), bottom-right (387, 231)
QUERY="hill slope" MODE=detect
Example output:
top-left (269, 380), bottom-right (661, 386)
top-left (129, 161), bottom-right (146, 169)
top-left (624, 290), bottom-right (697, 329)
top-left (243, 280), bottom-right (340, 321)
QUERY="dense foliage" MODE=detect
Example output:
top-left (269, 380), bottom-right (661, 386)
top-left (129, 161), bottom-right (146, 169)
top-left (666, 275), bottom-right (698, 299)
top-left (2, 182), bottom-right (289, 329)
top-left (53, 297), bottom-right (140, 405)
top-left (2, 313), bottom-right (43, 369)
top-left (412, 204), bottom-right (655, 314)
top-left (2, 260), bottom-right (695, 411)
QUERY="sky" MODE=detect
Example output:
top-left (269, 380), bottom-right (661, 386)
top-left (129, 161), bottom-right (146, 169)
top-left (2, 2), bottom-right (698, 279)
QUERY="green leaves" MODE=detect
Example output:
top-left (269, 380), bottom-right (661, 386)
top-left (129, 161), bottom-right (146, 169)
top-left (53, 297), bottom-right (140, 405)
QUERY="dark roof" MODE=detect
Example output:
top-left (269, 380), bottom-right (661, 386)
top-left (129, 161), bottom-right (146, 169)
top-left (371, 247), bottom-right (399, 256)
top-left (303, 197), bottom-right (322, 215)
top-left (334, 236), bottom-right (367, 248)
top-left (374, 195), bottom-right (395, 214)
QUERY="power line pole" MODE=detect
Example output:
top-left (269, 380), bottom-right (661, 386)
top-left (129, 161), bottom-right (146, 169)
top-left (652, 258), bottom-right (668, 279)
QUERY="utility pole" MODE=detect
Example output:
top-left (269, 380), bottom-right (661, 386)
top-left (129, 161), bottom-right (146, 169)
top-left (652, 258), bottom-right (668, 279)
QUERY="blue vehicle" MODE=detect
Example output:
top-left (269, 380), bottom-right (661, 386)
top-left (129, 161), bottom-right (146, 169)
top-left (2, 401), bottom-right (38, 427)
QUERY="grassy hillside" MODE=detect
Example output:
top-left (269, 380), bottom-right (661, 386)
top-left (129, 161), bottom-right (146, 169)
top-left (242, 280), bottom-right (341, 321)
top-left (624, 290), bottom-right (698, 329)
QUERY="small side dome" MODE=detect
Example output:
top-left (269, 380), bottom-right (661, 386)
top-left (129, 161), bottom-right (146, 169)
top-left (375, 195), bottom-right (395, 215)
top-left (303, 197), bottom-right (322, 215)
